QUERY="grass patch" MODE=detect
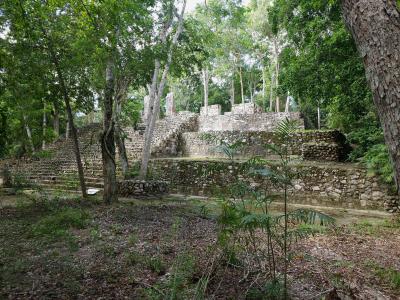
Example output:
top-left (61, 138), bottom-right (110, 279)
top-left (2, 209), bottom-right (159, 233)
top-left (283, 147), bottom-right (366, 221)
top-left (365, 260), bottom-right (400, 290)
top-left (31, 207), bottom-right (90, 238)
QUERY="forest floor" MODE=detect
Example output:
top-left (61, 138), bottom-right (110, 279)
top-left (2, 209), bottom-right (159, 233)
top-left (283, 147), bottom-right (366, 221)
top-left (1, 193), bottom-right (400, 299)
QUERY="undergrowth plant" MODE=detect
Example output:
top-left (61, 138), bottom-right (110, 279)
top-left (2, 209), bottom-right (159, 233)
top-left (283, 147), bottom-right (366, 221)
top-left (216, 118), bottom-right (334, 299)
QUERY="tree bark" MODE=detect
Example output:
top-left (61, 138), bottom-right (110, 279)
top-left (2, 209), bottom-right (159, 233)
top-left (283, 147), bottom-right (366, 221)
top-left (139, 0), bottom-right (187, 179)
top-left (342, 0), bottom-right (400, 193)
top-left (52, 102), bottom-right (60, 137)
top-left (239, 66), bottom-right (244, 105)
top-left (23, 114), bottom-right (35, 154)
top-left (102, 58), bottom-right (117, 204)
top-left (42, 100), bottom-right (47, 150)
top-left (269, 69), bottom-right (274, 112)
top-left (275, 61), bottom-right (280, 112)
top-left (203, 67), bottom-right (209, 114)
top-left (114, 91), bottom-right (129, 178)
top-left (285, 92), bottom-right (290, 113)
top-left (42, 27), bottom-right (87, 198)
top-left (231, 76), bottom-right (235, 107)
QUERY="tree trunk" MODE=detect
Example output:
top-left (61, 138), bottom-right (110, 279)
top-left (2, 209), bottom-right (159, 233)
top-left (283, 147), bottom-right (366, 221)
top-left (139, 60), bottom-right (160, 179)
top-left (342, 0), bottom-right (400, 194)
top-left (231, 76), bottom-right (235, 107)
top-left (275, 60), bottom-right (280, 112)
top-left (102, 58), bottom-right (117, 204)
top-left (239, 66), bottom-right (244, 105)
top-left (53, 102), bottom-right (60, 137)
top-left (203, 67), bottom-right (209, 114)
top-left (42, 100), bottom-right (47, 150)
top-left (285, 92), bottom-right (290, 113)
top-left (139, 0), bottom-right (187, 179)
top-left (262, 66), bottom-right (266, 99)
top-left (44, 30), bottom-right (87, 198)
top-left (66, 119), bottom-right (70, 139)
top-left (115, 95), bottom-right (129, 178)
top-left (23, 114), bottom-right (35, 154)
top-left (269, 65), bottom-right (274, 111)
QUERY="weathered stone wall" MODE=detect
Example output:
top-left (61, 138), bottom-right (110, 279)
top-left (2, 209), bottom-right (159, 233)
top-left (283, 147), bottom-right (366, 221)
top-left (230, 103), bottom-right (263, 115)
top-left (180, 130), bottom-right (349, 161)
top-left (117, 180), bottom-right (168, 197)
top-left (302, 143), bottom-right (342, 161)
top-left (198, 112), bottom-right (304, 132)
top-left (148, 158), bottom-right (399, 211)
top-left (200, 104), bottom-right (221, 116)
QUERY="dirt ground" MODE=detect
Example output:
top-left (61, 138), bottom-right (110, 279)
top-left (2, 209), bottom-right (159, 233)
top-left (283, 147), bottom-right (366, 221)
top-left (0, 193), bottom-right (399, 299)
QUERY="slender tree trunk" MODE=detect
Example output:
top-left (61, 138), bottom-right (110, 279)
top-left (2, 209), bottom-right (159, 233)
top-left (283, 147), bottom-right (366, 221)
top-left (66, 119), bottom-right (70, 139)
top-left (231, 76), bottom-right (235, 107)
top-left (317, 105), bottom-right (321, 130)
top-left (342, 0), bottom-right (400, 194)
top-left (42, 100), bottom-right (47, 150)
top-left (139, 0), bottom-right (187, 179)
top-left (285, 92), bottom-right (290, 113)
top-left (203, 67), bottom-right (209, 114)
top-left (262, 66), bottom-right (266, 99)
top-left (239, 66), bottom-right (244, 105)
top-left (44, 30), bottom-right (87, 198)
top-left (23, 114), bottom-right (35, 154)
top-left (275, 61), bottom-right (280, 112)
top-left (139, 60), bottom-right (160, 179)
top-left (269, 66), bottom-right (274, 111)
top-left (53, 102), bottom-right (60, 137)
top-left (102, 58), bottom-right (117, 204)
top-left (249, 81), bottom-right (254, 103)
top-left (115, 94), bottom-right (129, 178)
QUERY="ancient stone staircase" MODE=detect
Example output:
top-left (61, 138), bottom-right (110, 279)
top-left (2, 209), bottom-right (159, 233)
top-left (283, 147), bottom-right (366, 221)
top-left (6, 112), bottom-right (198, 192)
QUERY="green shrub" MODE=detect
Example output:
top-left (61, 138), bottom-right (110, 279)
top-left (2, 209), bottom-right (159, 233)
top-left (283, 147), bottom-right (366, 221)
top-left (12, 172), bottom-right (33, 190)
top-left (32, 149), bottom-right (54, 159)
top-left (31, 207), bottom-right (90, 237)
top-left (146, 256), bottom-right (166, 275)
top-left (361, 143), bottom-right (395, 186)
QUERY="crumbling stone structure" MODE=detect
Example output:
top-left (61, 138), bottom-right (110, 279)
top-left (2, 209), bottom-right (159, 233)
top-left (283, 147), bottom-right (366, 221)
top-left (1, 101), bottom-right (398, 212)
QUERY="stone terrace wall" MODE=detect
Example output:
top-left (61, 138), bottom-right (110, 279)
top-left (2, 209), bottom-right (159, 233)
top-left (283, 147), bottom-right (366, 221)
top-left (198, 112), bottom-right (304, 132)
top-left (230, 103), bottom-right (263, 115)
top-left (200, 104), bottom-right (221, 116)
top-left (180, 130), bottom-right (349, 161)
top-left (117, 180), bottom-right (168, 197)
top-left (148, 158), bottom-right (399, 211)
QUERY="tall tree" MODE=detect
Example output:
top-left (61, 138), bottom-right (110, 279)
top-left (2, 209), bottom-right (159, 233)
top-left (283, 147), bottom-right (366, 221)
top-left (342, 0), bottom-right (400, 194)
top-left (139, 0), bottom-right (187, 179)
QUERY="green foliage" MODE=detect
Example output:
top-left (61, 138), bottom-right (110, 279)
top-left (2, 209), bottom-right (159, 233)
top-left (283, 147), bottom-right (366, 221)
top-left (216, 119), bottom-right (334, 293)
top-left (246, 278), bottom-right (285, 300)
top-left (365, 261), bottom-right (400, 290)
top-left (12, 172), bottom-right (33, 190)
top-left (126, 161), bottom-right (141, 179)
top-left (362, 144), bottom-right (395, 186)
top-left (31, 208), bottom-right (90, 238)
top-left (146, 256), bottom-right (167, 275)
top-left (32, 149), bottom-right (55, 160)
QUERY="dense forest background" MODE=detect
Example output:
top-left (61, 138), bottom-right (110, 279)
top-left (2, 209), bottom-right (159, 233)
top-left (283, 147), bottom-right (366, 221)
top-left (0, 0), bottom-right (395, 185)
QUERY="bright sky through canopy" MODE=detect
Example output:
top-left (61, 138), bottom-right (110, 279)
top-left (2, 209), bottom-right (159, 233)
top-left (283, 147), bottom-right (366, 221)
top-left (186, 0), bottom-right (250, 12)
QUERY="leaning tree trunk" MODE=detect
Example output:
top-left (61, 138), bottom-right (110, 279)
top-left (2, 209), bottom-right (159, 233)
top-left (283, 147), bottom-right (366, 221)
top-left (139, 0), bottom-right (187, 179)
top-left (102, 58), bottom-right (117, 204)
top-left (45, 33), bottom-right (87, 198)
top-left (342, 0), bottom-right (400, 194)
